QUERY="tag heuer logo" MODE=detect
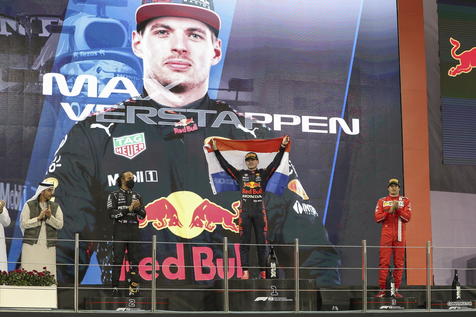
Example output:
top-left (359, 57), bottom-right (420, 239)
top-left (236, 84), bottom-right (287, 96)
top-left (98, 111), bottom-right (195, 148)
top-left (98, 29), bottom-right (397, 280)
top-left (113, 133), bottom-right (146, 159)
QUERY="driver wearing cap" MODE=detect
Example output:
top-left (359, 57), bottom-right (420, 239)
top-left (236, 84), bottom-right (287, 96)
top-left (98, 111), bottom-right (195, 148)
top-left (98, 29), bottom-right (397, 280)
top-left (374, 178), bottom-right (412, 298)
top-left (212, 136), bottom-right (290, 279)
top-left (132, 0), bottom-right (222, 108)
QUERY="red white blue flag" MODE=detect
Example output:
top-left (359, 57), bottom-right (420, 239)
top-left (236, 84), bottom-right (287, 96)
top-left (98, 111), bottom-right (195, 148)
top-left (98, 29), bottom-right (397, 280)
top-left (203, 137), bottom-right (290, 195)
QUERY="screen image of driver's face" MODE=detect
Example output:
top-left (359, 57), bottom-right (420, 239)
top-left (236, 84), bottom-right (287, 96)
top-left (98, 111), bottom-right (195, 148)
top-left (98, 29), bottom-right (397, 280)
top-left (132, 16), bottom-right (222, 96)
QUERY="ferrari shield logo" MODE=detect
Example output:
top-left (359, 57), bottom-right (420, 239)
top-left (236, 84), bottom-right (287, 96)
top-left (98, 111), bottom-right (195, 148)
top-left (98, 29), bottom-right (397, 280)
top-left (113, 133), bottom-right (147, 159)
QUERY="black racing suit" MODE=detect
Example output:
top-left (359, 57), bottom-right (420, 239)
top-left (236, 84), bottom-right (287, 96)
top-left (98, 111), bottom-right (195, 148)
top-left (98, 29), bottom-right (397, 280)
top-left (107, 188), bottom-right (146, 288)
top-left (46, 92), bottom-right (341, 288)
top-left (214, 146), bottom-right (285, 270)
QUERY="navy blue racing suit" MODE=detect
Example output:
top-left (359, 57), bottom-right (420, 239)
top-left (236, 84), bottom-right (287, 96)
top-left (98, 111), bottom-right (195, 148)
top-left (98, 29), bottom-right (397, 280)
top-left (214, 145), bottom-right (285, 270)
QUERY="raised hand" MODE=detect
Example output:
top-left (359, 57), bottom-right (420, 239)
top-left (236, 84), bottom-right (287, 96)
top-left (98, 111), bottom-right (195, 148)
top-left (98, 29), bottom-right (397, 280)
top-left (281, 135), bottom-right (290, 147)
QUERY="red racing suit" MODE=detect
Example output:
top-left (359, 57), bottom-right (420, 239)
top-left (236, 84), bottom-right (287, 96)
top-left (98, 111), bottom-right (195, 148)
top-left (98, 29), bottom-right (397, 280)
top-left (374, 195), bottom-right (412, 289)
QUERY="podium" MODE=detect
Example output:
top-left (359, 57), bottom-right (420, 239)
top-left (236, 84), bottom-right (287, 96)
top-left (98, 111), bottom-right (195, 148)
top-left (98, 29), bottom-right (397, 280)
top-left (214, 279), bottom-right (319, 311)
top-left (81, 280), bottom-right (318, 311)
top-left (84, 296), bottom-right (169, 311)
top-left (350, 296), bottom-right (417, 310)
top-left (431, 299), bottom-right (475, 310)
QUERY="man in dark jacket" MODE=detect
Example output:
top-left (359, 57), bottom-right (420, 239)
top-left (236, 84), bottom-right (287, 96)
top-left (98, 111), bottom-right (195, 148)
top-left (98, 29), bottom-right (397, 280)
top-left (107, 171), bottom-right (146, 296)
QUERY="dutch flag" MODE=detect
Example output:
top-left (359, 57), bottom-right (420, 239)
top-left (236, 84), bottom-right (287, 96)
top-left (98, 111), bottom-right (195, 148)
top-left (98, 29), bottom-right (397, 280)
top-left (203, 137), bottom-right (291, 195)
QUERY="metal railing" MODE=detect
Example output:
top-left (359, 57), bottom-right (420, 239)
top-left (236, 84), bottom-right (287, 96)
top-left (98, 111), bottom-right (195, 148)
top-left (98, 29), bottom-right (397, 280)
top-left (1, 236), bottom-right (475, 313)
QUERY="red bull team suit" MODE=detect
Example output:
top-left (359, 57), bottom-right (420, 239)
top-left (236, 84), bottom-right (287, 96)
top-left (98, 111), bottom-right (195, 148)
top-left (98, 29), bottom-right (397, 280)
top-left (374, 195), bottom-right (412, 289)
top-left (46, 93), bottom-right (340, 288)
top-left (107, 188), bottom-right (146, 289)
top-left (214, 145), bottom-right (285, 271)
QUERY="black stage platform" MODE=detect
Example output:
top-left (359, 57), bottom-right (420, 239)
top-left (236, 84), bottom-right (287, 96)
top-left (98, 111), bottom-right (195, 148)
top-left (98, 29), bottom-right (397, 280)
top-left (0, 311), bottom-right (476, 317)
top-left (52, 282), bottom-right (476, 311)
top-left (2, 282), bottom-right (476, 315)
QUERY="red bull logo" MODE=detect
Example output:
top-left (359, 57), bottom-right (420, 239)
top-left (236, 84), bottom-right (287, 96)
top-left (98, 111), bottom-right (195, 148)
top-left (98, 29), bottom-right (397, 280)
top-left (244, 181), bottom-right (259, 189)
top-left (131, 193), bottom-right (244, 281)
top-left (174, 118), bottom-right (194, 127)
top-left (448, 37), bottom-right (476, 77)
top-left (139, 198), bottom-right (183, 230)
top-left (118, 244), bottom-right (244, 281)
top-left (189, 199), bottom-right (239, 233)
top-left (173, 118), bottom-right (198, 134)
top-left (139, 191), bottom-right (238, 239)
top-left (136, 243), bottom-right (243, 281)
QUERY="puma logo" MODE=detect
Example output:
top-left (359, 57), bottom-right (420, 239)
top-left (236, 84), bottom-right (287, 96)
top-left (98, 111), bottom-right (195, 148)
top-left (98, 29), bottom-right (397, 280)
top-left (91, 123), bottom-right (114, 137)
top-left (237, 124), bottom-right (258, 138)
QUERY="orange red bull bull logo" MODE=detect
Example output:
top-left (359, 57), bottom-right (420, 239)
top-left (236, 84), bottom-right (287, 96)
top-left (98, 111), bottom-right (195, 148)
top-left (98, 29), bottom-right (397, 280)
top-left (139, 191), bottom-right (238, 239)
top-left (244, 181), bottom-right (259, 189)
top-left (448, 37), bottom-right (476, 77)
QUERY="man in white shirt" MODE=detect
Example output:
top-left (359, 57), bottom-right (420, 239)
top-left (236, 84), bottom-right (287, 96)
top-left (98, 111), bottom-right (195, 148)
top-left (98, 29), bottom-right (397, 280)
top-left (0, 200), bottom-right (11, 271)
top-left (20, 182), bottom-right (63, 277)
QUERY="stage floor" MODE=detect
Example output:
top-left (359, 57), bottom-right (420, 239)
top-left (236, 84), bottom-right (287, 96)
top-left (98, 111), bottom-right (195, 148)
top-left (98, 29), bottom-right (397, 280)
top-left (52, 283), bottom-right (476, 311)
top-left (1, 284), bottom-right (475, 315)
top-left (0, 309), bottom-right (476, 317)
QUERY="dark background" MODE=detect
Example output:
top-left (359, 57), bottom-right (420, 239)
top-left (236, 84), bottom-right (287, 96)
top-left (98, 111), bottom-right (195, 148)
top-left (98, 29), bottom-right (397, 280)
top-left (0, 0), bottom-right (402, 286)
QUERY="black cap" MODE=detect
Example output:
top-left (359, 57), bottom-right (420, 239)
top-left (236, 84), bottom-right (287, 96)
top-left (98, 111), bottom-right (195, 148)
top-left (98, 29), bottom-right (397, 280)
top-left (387, 178), bottom-right (400, 187)
top-left (245, 152), bottom-right (258, 161)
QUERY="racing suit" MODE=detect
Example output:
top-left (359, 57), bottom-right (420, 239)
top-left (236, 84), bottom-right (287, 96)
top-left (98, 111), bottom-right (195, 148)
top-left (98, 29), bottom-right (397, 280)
top-left (107, 188), bottom-right (146, 289)
top-left (46, 93), bottom-right (341, 289)
top-left (374, 195), bottom-right (412, 289)
top-left (214, 146), bottom-right (285, 270)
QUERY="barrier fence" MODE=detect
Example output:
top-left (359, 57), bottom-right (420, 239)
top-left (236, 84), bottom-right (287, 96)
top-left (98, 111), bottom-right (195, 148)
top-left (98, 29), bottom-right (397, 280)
top-left (1, 235), bottom-right (476, 313)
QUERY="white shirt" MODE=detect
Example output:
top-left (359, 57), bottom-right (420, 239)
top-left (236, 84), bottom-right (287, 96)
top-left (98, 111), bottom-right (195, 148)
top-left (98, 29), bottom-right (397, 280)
top-left (0, 207), bottom-right (11, 271)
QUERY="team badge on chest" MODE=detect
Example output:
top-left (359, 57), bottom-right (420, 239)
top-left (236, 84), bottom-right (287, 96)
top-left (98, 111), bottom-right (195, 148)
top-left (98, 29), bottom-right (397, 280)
top-left (113, 133), bottom-right (147, 159)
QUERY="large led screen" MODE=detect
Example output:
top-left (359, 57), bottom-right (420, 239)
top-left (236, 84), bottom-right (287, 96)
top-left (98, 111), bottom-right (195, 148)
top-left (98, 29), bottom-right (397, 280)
top-left (0, 0), bottom-right (402, 307)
